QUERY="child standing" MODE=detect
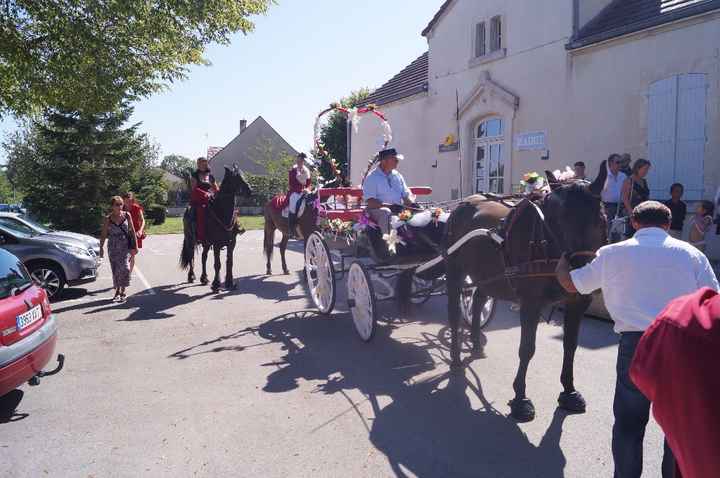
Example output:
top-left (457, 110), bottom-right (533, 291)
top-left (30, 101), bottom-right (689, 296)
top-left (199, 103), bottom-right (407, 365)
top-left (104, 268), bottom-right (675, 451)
top-left (688, 200), bottom-right (715, 253)
top-left (663, 183), bottom-right (687, 239)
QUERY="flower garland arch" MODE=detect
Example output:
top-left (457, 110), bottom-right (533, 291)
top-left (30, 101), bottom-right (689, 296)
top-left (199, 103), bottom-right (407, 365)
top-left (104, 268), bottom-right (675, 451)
top-left (313, 102), bottom-right (392, 187)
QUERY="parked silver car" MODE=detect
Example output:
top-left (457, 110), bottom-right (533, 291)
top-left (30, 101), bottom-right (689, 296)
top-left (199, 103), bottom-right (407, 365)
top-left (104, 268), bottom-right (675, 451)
top-left (0, 222), bottom-right (99, 299)
top-left (0, 213), bottom-right (101, 256)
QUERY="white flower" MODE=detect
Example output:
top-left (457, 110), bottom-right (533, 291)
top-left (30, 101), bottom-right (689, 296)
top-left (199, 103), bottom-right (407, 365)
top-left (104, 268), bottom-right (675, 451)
top-left (552, 166), bottom-right (576, 182)
top-left (383, 229), bottom-right (406, 254)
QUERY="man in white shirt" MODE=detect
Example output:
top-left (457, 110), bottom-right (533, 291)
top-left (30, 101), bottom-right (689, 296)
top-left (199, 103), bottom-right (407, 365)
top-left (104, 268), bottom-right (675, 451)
top-left (362, 148), bottom-right (415, 234)
top-left (556, 201), bottom-right (719, 478)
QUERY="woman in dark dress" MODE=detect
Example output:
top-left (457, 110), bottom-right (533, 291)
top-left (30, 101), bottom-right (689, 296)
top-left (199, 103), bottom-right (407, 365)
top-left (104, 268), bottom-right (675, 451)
top-left (621, 158), bottom-right (652, 237)
top-left (190, 157), bottom-right (220, 244)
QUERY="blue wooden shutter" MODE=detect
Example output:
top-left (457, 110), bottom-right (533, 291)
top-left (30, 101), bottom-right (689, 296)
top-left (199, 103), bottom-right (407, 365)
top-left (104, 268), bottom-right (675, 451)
top-left (675, 73), bottom-right (707, 200)
top-left (647, 77), bottom-right (678, 199)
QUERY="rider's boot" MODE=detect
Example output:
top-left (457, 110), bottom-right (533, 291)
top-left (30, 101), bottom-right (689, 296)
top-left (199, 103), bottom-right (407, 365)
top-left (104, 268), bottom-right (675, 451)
top-left (287, 213), bottom-right (297, 239)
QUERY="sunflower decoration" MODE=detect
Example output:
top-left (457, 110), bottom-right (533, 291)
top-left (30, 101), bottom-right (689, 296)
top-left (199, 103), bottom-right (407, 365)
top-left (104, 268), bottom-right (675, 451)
top-left (398, 210), bottom-right (413, 222)
top-left (520, 171), bottom-right (546, 195)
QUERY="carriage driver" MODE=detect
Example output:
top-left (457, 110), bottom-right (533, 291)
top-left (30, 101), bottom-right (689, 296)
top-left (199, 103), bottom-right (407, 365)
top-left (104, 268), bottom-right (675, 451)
top-left (288, 152), bottom-right (312, 238)
top-left (363, 148), bottom-right (416, 234)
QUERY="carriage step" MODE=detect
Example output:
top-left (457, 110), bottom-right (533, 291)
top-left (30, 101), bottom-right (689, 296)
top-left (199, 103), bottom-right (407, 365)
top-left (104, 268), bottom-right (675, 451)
top-left (347, 299), bottom-right (356, 308)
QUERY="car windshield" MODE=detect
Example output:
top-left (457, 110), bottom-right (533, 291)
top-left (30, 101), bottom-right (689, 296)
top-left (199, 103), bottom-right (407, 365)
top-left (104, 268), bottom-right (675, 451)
top-left (0, 253), bottom-right (32, 300)
top-left (19, 215), bottom-right (51, 234)
top-left (0, 220), bottom-right (35, 238)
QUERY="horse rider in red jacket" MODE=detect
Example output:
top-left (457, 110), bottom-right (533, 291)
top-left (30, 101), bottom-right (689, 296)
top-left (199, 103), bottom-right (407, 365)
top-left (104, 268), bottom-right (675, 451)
top-left (190, 156), bottom-right (219, 244)
top-left (287, 152), bottom-right (311, 238)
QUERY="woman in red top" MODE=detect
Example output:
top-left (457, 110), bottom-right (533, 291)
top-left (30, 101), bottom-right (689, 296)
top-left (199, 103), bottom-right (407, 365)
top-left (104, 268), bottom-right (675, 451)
top-left (123, 192), bottom-right (146, 249)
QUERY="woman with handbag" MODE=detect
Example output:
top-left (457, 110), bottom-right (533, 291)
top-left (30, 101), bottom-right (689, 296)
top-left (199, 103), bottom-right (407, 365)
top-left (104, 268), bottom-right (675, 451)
top-left (100, 196), bottom-right (139, 302)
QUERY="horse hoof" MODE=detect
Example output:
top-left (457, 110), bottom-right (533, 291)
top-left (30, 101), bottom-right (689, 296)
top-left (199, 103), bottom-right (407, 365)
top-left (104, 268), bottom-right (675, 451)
top-left (509, 398), bottom-right (536, 422)
top-left (188, 274), bottom-right (195, 283)
top-left (266, 269), bottom-right (272, 276)
top-left (283, 269), bottom-right (290, 275)
top-left (558, 391), bottom-right (587, 413)
top-left (225, 282), bottom-right (237, 290)
top-left (200, 278), bottom-right (209, 286)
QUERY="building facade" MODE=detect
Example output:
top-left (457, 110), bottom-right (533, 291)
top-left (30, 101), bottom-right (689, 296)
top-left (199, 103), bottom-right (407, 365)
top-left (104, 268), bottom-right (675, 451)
top-left (350, 0), bottom-right (720, 208)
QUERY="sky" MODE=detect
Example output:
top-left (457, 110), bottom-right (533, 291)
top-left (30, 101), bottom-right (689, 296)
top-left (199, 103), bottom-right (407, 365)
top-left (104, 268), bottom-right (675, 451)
top-left (0, 0), bottom-right (442, 162)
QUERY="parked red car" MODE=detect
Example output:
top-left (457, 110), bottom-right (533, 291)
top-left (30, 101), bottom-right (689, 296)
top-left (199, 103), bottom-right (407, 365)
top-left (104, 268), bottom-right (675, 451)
top-left (0, 248), bottom-right (63, 397)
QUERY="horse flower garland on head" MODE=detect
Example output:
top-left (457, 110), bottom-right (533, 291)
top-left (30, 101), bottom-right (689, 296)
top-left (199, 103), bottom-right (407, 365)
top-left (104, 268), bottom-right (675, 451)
top-left (520, 172), bottom-right (547, 195)
top-left (552, 166), bottom-right (577, 182)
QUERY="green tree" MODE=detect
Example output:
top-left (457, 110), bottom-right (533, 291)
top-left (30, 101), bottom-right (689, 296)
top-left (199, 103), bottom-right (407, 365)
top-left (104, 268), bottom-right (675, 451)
top-left (314, 88), bottom-right (370, 185)
top-left (160, 154), bottom-right (194, 177)
top-left (4, 105), bottom-right (154, 233)
top-left (0, 0), bottom-right (272, 117)
top-left (0, 171), bottom-right (17, 203)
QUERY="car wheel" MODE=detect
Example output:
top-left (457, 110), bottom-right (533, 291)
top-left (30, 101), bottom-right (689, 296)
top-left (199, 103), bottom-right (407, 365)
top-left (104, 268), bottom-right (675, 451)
top-left (29, 264), bottom-right (66, 299)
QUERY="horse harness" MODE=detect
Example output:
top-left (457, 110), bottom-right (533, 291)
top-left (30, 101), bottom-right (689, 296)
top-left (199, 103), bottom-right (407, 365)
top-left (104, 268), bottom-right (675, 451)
top-left (416, 195), bottom-right (596, 297)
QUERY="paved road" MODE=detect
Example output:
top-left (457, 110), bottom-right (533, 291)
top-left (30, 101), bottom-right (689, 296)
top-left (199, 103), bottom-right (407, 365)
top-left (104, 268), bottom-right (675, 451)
top-left (0, 232), bottom-right (664, 477)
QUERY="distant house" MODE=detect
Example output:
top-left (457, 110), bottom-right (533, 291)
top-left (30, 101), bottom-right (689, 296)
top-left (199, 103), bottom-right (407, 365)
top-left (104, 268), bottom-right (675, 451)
top-left (210, 116), bottom-right (298, 181)
top-left (152, 168), bottom-right (187, 205)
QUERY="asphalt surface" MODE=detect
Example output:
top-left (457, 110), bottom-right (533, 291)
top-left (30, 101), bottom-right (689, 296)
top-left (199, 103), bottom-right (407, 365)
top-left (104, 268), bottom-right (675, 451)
top-left (0, 232), bottom-right (664, 477)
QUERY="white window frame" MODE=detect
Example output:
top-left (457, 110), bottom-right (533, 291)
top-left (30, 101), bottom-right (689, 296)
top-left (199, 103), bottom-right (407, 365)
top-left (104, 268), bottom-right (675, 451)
top-left (474, 117), bottom-right (505, 194)
top-left (469, 15), bottom-right (506, 68)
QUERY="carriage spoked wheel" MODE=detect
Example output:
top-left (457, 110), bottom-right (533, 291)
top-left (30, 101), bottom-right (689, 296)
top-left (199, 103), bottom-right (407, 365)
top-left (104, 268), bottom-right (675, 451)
top-left (347, 261), bottom-right (377, 342)
top-left (305, 232), bottom-right (336, 315)
top-left (460, 277), bottom-right (496, 330)
top-left (410, 276), bottom-right (436, 305)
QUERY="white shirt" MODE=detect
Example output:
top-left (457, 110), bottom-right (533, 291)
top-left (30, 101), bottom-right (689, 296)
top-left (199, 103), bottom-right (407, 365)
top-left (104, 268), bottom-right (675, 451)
top-left (295, 165), bottom-right (310, 185)
top-left (601, 170), bottom-right (627, 203)
top-left (570, 227), bottom-right (719, 333)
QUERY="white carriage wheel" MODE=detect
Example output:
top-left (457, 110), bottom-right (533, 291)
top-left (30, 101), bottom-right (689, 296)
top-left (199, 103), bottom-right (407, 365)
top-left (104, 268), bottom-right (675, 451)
top-left (460, 277), bottom-right (496, 330)
top-left (347, 261), bottom-right (377, 342)
top-left (305, 232), bottom-right (336, 315)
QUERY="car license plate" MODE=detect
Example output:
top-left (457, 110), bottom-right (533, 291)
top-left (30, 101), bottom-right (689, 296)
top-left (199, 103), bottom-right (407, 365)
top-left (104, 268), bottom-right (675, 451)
top-left (16, 305), bottom-right (42, 330)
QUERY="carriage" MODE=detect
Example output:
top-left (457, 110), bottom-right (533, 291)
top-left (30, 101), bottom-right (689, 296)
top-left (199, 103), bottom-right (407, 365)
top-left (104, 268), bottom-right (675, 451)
top-left (303, 186), bottom-right (497, 341)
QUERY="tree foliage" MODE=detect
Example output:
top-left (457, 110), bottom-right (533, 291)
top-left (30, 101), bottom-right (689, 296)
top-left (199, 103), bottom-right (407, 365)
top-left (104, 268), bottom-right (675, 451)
top-left (4, 105), bottom-right (158, 233)
top-left (0, 0), bottom-right (272, 117)
top-left (160, 154), bottom-right (194, 178)
top-left (314, 88), bottom-right (370, 185)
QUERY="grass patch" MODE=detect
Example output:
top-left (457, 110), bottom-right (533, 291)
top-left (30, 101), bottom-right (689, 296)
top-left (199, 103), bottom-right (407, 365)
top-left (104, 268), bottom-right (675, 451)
top-left (146, 215), bottom-right (265, 235)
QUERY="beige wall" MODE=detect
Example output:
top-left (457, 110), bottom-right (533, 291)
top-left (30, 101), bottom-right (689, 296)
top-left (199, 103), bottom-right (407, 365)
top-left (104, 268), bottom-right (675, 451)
top-left (352, 1), bottom-right (720, 201)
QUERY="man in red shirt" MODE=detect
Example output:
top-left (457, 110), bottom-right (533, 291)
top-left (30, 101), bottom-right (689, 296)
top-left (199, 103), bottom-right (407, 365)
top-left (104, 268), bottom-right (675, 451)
top-left (631, 287), bottom-right (720, 478)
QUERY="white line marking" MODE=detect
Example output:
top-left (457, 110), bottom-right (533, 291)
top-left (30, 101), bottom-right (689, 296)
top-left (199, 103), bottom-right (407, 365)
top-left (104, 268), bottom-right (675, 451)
top-left (133, 266), bottom-right (157, 295)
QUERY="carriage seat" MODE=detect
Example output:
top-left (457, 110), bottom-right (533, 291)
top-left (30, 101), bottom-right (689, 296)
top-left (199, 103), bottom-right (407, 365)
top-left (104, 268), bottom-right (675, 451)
top-left (319, 187), bottom-right (432, 222)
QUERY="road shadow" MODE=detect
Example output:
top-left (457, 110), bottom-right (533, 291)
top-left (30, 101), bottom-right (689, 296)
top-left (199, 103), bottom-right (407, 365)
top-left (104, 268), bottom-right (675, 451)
top-left (210, 273), bottom-right (306, 304)
top-left (0, 390), bottom-right (28, 424)
top-left (52, 283), bottom-right (214, 321)
top-left (253, 311), bottom-right (569, 477)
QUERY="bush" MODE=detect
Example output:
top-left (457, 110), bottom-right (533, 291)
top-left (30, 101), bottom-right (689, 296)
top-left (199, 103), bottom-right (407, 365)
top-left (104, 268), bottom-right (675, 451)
top-left (237, 174), bottom-right (286, 207)
top-left (146, 204), bottom-right (167, 225)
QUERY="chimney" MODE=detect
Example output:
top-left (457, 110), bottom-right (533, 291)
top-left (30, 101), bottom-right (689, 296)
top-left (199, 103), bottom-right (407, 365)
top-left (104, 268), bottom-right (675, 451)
top-left (239, 119), bottom-right (247, 133)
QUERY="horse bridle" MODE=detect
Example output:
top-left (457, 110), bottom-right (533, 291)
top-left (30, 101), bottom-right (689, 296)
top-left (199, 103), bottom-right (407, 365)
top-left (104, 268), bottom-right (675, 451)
top-left (471, 196), bottom-right (598, 290)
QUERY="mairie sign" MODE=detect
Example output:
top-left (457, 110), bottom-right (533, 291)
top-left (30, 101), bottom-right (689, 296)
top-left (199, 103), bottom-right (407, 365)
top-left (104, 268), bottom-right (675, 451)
top-left (514, 131), bottom-right (546, 151)
top-left (438, 134), bottom-right (459, 153)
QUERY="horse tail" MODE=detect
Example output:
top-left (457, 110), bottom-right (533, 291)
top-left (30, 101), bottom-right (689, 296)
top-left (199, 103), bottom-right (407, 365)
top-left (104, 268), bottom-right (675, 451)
top-left (263, 205), bottom-right (275, 265)
top-left (179, 208), bottom-right (195, 270)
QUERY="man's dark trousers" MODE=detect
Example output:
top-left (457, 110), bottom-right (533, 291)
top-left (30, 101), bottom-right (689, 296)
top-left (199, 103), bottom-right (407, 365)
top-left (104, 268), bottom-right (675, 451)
top-left (612, 332), bottom-right (675, 477)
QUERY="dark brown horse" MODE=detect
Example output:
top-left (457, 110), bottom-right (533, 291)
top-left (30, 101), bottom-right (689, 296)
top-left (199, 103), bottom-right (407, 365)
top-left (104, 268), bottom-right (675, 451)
top-left (180, 166), bottom-right (253, 291)
top-left (419, 164), bottom-right (608, 422)
top-left (263, 192), bottom-right (319, 275)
